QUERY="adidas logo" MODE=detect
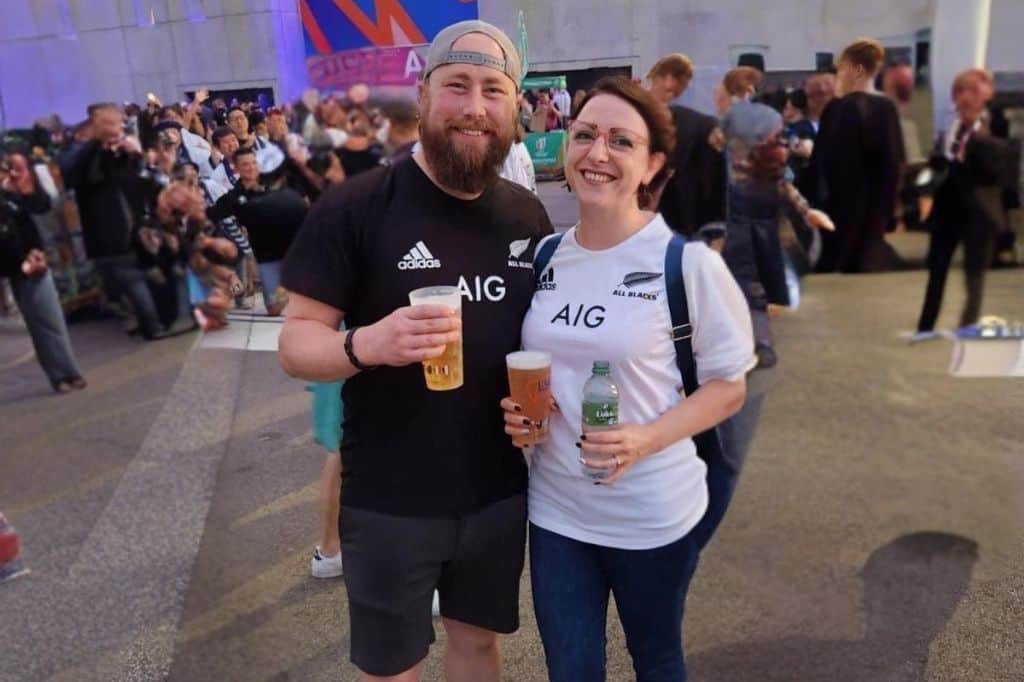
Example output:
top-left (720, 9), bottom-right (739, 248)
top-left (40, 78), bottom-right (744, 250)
top-left (537, 266), bottom-right (556, 291)
top-left (398, 241), bottom-right (441, 270)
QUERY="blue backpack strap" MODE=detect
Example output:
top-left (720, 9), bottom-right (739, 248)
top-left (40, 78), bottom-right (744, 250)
top-left (533, 233), bottom-right (563, 285)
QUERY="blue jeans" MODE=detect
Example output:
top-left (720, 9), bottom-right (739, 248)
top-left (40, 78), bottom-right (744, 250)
top-left (94, 254), bottom-right (162, 338)
top-left (689, 366), bottom-right (772, 551)
top-left (529, 523), bottom-right (701, 682)
top-left (258, 260), bottom-right (282, 307)
top-left (11, 272), bottom-right (83, 385)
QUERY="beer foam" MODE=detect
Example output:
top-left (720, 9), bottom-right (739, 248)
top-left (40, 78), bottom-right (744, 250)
top-left (506, 351), bottom-right (551, 370)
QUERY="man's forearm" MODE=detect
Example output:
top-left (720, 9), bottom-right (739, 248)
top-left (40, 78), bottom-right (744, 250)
top-left (279, 319), bottom-right (360, 382)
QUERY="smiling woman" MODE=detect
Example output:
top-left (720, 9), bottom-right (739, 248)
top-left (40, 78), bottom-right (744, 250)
top-left (504, 75), bottom-right (754, 681)
top-left (566, 77), bottom-right (675, 217)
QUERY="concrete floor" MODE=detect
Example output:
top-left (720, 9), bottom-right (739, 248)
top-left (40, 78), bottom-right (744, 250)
top-left (1, 183), bottom-right (1022, 681)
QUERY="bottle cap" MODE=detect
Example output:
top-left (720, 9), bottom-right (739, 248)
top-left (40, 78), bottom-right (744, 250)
top-left (592, 361), bottom-right (610, 375)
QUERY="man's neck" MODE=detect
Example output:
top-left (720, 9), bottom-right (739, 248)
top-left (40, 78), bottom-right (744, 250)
top-left (412, 149), bottom-right (482, 201)
top-left (240, 178), bottom-right (261, 191)
top-left (345, 135), bottom-right (372, 151)
top-left (389, 131), bottom-right (418, 150)
top-left (846, 81), bottom-right (874, 96)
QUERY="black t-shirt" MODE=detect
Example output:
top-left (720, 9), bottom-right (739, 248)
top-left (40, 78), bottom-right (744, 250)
top-left (0, 190), bottom-right (48, 279)
top-left (335, 144), bottom-right (384, 177)
top-left (282, 157), bottom-right (554, 517)
top-left (207, 185), bottom-right (307, 262)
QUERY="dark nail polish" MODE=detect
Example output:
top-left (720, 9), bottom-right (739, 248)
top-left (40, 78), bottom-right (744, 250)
top-left (523, 418), bottom-right (532, 426)
top-left (513, 405), bottom-right (522, 412)
top-left (574, 442), bottom-right (581, 448)
top-left (580, 434), bottom-right (587, 441)
top-left (593, 481), bottom-right (600, 486)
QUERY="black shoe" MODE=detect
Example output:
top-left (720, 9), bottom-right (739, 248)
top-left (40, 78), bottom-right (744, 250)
top-left (755, 344), bottom-right (778, 369)
top-left (51, 380), bottom-right (73, 394)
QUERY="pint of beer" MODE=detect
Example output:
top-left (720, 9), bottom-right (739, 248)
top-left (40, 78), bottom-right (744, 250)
top-left (408, 286), bottom-right (463, 391)
top-left (506, 351), bottom-right (552, 445)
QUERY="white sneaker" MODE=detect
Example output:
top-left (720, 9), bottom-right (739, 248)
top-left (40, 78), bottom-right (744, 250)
top-left (909, 330), bottom-right (940, 344)
top-left (311, 546), bottom-right (344, 578)
top-left (431, 589), bottom-right (440, 617)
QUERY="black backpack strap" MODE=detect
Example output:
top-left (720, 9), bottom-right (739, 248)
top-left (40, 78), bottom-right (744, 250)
top-left (533, 233), bottom-right (563, 285)
top-left (664, 234), bottom-right (698, 396)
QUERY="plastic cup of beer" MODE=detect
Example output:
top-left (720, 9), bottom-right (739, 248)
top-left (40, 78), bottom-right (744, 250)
top-left (506, 351), bottom-right (552, 445)
top-left (408, 285), bottom-right (463, 391)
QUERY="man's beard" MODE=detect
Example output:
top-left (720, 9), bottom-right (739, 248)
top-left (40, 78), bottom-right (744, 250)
top-left (420, 107), bottom-right (514, 194)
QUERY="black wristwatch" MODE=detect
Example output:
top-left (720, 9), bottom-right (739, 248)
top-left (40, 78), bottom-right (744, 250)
top-left (344, 327), bottom-right (377, 372)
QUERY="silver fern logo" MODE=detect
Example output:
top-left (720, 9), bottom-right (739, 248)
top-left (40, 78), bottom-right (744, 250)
top-left (508, 238), bottom-right (534, 270)
top-left (613, 271), bottom-right (661, 301)
top-left (509, 238), bottom-right (531, 259)
top-left (620, 272), bottom-right (662, 288)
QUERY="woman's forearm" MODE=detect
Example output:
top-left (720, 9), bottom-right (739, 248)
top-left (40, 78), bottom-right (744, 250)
top-left (646, 378), bottom-right (746, 453)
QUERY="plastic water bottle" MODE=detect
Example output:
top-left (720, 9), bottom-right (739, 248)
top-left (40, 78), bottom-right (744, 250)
top-left (581, 361), bottom-right (619, 480)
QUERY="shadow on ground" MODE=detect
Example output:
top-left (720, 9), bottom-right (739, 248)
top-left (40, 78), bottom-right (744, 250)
top-left (690, 532), bottom-right (979, 681)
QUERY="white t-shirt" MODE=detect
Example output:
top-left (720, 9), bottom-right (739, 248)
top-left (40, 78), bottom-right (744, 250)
top-left (500, 142), bottom-right (537, 194)
top-left (523, 215), bottom-right (754, 550)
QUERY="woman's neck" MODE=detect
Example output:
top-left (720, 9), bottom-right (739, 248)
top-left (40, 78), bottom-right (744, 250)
top-left (575, 202), bottom-right (653, 250)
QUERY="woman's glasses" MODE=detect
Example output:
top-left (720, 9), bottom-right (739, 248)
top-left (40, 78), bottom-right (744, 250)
top-left (568, 121), bottom-right (649, 153)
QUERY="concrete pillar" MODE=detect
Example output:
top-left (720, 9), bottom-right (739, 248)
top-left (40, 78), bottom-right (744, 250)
top-left (931, 0), bottom-right (991, 133)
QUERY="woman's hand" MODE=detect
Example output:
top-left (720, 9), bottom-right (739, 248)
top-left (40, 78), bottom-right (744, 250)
top-left (500, 396), bottom-right (559, 449)
top-left (579, 423), bottom-right (662, 485)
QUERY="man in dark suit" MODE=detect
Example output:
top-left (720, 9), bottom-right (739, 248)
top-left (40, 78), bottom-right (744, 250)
top-left (913, 68), bottom-right (1016, 340)
top-left (648, 53), bottom-right (726, 236)
top-left (60, 102), bottom-right (167, 339)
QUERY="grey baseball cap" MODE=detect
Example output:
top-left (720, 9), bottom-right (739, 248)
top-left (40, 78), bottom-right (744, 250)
top-left (422, 20), bottom-right (522, 88)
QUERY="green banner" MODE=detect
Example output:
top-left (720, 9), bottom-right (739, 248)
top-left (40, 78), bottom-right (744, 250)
top-left (522, 75), bottom-right (567, 91)
top-left (525, 131), bottom-right (566, 169)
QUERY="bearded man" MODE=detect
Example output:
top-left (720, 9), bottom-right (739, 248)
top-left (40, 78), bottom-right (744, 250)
top-left (277, 20), bottom-right (554, 682)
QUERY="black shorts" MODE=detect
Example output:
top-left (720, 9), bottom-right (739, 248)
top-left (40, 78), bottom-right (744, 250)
top-left (339, 494), bottom-right (527, 677)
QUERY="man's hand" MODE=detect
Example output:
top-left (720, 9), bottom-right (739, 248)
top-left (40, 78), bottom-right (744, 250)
top-left (194, 88), bottom-right (210, 106)
top-left (354, 305), bottom-right (460, 368)
top-left (288, 143), bottom-right (309, 165)
top-left (707, 127), bottom-right (725, 152)
top-left (805, 208), bottom-right (835, 232)
top-left (21, 249), bottom-right (48, 277)
top-left (157, 183), bottom-right (207, 224)
top-left (115, 135), bottom-right (143, 156)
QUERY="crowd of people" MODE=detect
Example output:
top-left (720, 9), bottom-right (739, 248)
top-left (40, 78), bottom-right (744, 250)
top-left (2, 13), bottom-right (1021, 681)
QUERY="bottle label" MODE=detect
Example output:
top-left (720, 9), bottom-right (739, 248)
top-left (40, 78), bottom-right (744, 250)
top-left (583, 401), bottom-right (618, 427)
